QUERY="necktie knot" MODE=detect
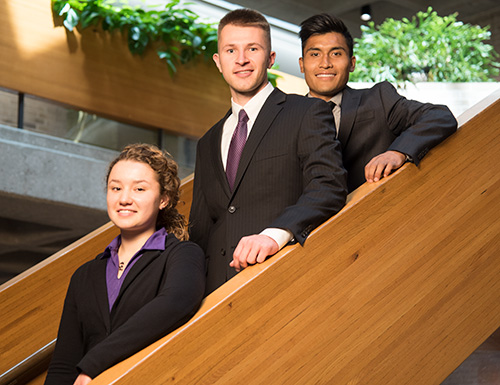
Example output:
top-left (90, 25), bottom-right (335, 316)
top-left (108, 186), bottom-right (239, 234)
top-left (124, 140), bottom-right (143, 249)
top-left (238, 109), bottom-right (249, 125)
top-left (328, 101), bottom-right (336, 110)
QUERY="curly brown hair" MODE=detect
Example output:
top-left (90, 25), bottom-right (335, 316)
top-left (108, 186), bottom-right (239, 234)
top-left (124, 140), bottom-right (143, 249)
top-left (106, 143), bottom-right (188, 240)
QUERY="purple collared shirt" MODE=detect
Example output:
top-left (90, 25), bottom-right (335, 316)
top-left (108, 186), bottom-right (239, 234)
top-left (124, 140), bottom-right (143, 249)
top-left (101, 228), bottom-right (167, 311)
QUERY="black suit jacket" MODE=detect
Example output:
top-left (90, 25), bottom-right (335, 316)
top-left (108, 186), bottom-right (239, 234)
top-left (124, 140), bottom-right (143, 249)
top-left (45, 234), bottom-right (205, 384)
top-left (339, 82), bottom-right (457, 192)
top-left (189, 88), bottom-right (347, 295)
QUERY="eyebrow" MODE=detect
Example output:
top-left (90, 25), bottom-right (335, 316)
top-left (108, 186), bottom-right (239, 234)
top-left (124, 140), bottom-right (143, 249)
top-left (221, 42), bottom-right (265, 50)
top-left (108, 179), bottom-right (151, 185)
top-left (306, 46), bottom-right (348, 53)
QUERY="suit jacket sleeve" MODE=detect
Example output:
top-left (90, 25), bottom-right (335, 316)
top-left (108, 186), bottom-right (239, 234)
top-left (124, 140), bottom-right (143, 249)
top-left (45, 270), bottom-right (87, 385)
top-left (269, 98), bottom-right (347, 245)
top-left (379, 81), bottom-right (457, 164)
top-left (77, 241), bottom-right (205, 379)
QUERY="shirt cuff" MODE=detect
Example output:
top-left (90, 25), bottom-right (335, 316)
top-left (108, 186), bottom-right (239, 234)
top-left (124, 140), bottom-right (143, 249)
top-left (260, 228), bottom-right (294, 250)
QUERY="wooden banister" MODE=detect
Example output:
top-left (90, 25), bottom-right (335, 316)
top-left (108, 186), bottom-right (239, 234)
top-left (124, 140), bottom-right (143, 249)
top-left (89, 93), bottom-right (500, 384)
top-left (0, 341), bottom-right (53, 385)
top-left (1, 92), bottom-right (498, 384)
top-left (0, 177), bottom-right (369, 384)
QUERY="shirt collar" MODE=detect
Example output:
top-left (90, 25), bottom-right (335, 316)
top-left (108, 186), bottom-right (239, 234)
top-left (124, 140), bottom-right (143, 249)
top-left (307, 90), bottom-right (344, 107)
top-left (328, 91), bottom-right (343, 107)
top-left (100, 227), bottom-right (168, 260)
top-left (230, 82), bottom-right (274, 124)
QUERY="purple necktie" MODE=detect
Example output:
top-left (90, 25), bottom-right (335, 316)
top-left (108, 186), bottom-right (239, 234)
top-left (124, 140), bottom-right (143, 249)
top-left (226, 109), bottom-right (249, 191)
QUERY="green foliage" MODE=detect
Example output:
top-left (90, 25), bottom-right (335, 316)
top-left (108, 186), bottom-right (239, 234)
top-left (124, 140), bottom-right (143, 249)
top-left (267, 64), bottom-right (282, 88)
top-left (51, 0), bottom-right (218, 75)
top-left (351, 7), bottom-right (500, 83)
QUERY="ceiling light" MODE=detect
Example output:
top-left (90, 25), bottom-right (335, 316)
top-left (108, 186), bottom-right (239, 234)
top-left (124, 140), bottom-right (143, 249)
top-left (361, 5), bottom-right (372, 21)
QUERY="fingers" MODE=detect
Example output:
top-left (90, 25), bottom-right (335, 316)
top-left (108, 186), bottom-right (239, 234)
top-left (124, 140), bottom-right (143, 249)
top-left (365, 151), bottom-right (406, 183)
top-left (73, 373), bottom-right (92, 385)
top-left (230, 235), bottom-right (279, 272)
top-left (230, 239), bottom-right (255, 272)
top-left (365, 161), bottom-right (385, 183)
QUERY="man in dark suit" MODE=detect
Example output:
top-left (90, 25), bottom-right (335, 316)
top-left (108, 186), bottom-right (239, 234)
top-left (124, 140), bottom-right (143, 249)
top-left (299, 14), bottom-right (458, 192)
top-left (189, 9), bottom-right (347, 295)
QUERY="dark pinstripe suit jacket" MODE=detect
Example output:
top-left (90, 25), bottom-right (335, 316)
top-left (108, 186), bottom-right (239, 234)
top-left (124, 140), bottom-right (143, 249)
top-left (189, 88), bottom-right (347, 295)
top-left (339, 82), bottom-right (457, 192)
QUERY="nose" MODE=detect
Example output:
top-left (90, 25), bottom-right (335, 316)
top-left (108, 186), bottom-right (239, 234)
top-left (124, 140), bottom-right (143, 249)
top-left (235, 50), bottom-right (249, 65)
top-left (118, 189), bottom-right (132, 205)
top-left (319, 55), bottom-right (332, 69)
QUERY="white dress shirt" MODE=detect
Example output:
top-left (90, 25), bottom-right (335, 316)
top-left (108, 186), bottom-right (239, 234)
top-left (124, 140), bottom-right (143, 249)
top-left (328, 92), bottom-right (343, 137)
top-left (307, 91), bottom-right (343, 138)
top-left (221, 82), bottom-right (293, 250)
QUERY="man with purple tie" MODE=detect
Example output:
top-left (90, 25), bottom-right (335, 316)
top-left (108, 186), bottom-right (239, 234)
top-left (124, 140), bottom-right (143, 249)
top-left (189, 8), bottom-right (347, 295)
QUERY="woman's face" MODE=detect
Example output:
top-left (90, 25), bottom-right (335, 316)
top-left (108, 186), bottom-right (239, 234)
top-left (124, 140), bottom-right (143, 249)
top-left (106, 160), bottom-right (167, 236)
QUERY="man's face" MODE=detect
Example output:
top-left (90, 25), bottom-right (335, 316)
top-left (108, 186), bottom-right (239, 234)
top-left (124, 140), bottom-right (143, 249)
top-left (213, 24), bottom-right (276, 106)
top-left (299, 32), bottom-right (356, 101)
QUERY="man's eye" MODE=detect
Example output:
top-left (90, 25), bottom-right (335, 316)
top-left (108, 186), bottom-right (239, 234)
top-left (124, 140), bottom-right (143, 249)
top-left (227, 49), bottom-right (234, 53)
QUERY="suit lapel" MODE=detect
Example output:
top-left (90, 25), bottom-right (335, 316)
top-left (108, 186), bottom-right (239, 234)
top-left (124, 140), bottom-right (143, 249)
top-left (116, 249), bottom-right (161, 299)
top-left (231, 88), bottom-right (285, 196)
top-left (92, 257), bottom-right (112, 332)
top-left (338, 86), bottom-right (361, 148)
top-left (210, 110), bottom-right (232, 198)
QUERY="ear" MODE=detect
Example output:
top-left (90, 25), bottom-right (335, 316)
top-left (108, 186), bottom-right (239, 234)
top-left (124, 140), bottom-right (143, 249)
top-left (267, 51), bottom-right (276, 69)
top-left (159, 197), bottom-right (169, 210)
top-left (349, 56), bottom-right (356, 73)
top-left (213, 53), bottom-right (222, 73)
top-left (299, 57), bottom-right (304, 74)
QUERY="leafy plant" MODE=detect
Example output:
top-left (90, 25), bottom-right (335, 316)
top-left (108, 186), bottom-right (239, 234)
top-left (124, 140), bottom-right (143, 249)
top-left (52, 0), bottom-right (282, 83)
top-left (351, 7), bottom-right (500, 83)
top-left (52, 0), bottom-right (218, 75)
top-left (267, 64), bottom-right (282, 88)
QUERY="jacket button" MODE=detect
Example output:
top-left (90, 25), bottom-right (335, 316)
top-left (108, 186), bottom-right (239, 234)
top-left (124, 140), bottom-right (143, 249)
top-left (220, 249), bottom-right (226, 256)
top-left (228, 205), bottom-right (236, 213)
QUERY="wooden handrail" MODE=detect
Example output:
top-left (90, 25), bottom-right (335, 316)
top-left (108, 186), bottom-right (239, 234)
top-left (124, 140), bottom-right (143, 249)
top-left (0, 341), bottom-right (54, 385)
top-left (0, 176), bottom-right (372, 384)
top-left (90, 92), bottom-right (500, 384)
top-left (1, 90), bottom-right (499, 384)
top-left (0, 172), bottom-right (370, 385)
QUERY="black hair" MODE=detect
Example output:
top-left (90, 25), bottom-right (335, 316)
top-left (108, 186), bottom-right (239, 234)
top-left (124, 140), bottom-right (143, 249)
top-left (299, 13), bottom-right (354, 57)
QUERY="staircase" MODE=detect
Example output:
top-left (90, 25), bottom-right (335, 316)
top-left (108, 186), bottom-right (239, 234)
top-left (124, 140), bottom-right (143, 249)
top-left (1, 90), bottom-right (499, 384)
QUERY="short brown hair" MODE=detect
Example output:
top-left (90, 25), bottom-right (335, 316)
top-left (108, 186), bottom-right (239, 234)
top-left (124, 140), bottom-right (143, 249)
top-left (106, 143), bottom-right (188, 241)
top-left (218, 8), bottom-right (271, 52)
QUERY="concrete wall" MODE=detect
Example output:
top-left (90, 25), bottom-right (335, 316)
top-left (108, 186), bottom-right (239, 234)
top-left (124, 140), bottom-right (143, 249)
top-left (350, 82), bottom-right (500, 119)
top-left (0, 124), bottom-right (117, 211)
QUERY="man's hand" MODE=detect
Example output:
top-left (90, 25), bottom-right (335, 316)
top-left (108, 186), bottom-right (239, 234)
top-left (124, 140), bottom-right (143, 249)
top-left (230, 234), bottom-right (279, 272)
top-left (73, 373), bottom-right (92, 385)
top-left (365, 150), bottom-right (406, 183)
